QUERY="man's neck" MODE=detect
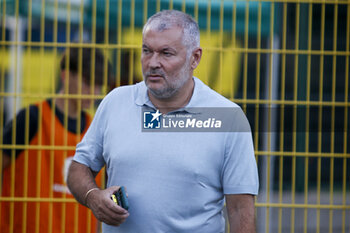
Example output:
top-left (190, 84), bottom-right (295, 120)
top-left (148, 77), bottom-right (195, 114)
top-left (55, 91), bottom-right (79, 119)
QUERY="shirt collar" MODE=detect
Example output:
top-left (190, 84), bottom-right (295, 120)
top-left (134, 81), bottom-right (153, 107)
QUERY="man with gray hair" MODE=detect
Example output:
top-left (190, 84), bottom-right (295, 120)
top-left (67, 10), bottom-right (259, 233)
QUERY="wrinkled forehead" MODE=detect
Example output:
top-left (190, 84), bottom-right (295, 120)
top-left (143, 17), bottom-right (184, 34)
top-left (143, 21), bottom-right (185, 49)
top-left (142, 27), bottom-right (186, 53)
top-left (152, 17), bottom-right (180, 29)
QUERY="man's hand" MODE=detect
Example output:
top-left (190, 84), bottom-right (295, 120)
top-left (67, 161), bottom-right (129, 226)
top-left (86, 186), bottom-right (129, 226)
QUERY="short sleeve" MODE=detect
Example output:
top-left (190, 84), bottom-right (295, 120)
top-left (221, 109), bottom-right (259, 195)
top-left (73, 96), bottom-right (109, 172)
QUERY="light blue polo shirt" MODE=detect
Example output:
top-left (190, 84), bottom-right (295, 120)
top-left (74, 77), bottom-right (259, 233)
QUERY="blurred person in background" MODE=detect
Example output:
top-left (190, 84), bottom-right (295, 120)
top-left (67, 10), bottom-right (259, 233)
top-left (1, 47), bottom-right (113, 233)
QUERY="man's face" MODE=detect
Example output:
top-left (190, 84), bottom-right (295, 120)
top-left (141, 26), bottom-right (192, 99)
top-left (67, 73), bottom-right (101, 109)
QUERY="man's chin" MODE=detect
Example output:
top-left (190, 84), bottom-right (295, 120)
top-left (148, 87), bottom-right (177, 99)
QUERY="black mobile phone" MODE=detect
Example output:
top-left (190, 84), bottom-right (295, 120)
top-left (111, 186), bottom-right (129, 210)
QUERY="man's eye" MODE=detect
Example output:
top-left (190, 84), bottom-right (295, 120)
top-left (163, 51), bottom-right (173, 57)
top-left (143, 48), bottom-right (151, 54)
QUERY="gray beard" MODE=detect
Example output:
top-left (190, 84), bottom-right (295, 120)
top-left (147, 85), bottom-right (179, 99)
top-left (144, 63), bottom-right (191, 99)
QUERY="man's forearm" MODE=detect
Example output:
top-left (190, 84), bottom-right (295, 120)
top-left (67, 161), bottom-right (130, 226)
top-left (226, 194), bottom-right (256, 233)
top-left (67, 160), bottom-right (99, 206)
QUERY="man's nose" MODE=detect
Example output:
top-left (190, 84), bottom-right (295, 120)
top-left (149, 52), bottom-right (161, 69)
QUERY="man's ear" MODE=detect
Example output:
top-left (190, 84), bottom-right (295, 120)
top-left (60, 70), bottom-right (74, 93)
top-left (60, 70), bottom-right (75, 85)
top-left (60, 70), bottom-right (67, 83)
top-left (190, 47), bottom-right (202, 70)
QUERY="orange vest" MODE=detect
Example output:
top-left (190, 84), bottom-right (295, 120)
top-left (1, 100), bottom-right (100, 233)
